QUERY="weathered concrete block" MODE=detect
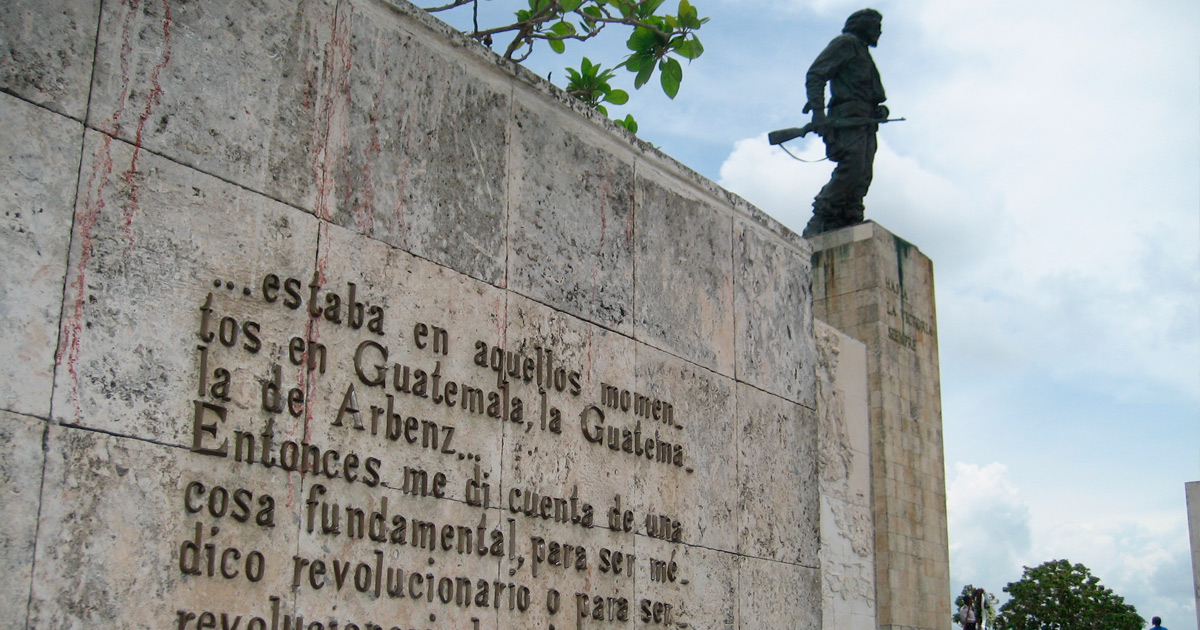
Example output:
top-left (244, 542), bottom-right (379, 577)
top-left (816, 320), bottom-right (872, 507)
top-left (499, 291), bottom-right (638, 523)
top-left (815, 322), bottom-right (875, 630)
top-left (0, 93), bottom-right (82, 418)
top-left (632, 342), bottom-right (738, 552)
top-left (0, 0), bottom-right (99, 119)
top-left (737, 556), bottom-right (821, 629)
top-left (87, 0), bottom-right (336, 212)
top-left (634, 171), bottom-right (734, 374)
top-left (29, 425), bottom-right (301, 628)
top-left (734, 217), bottom-right (817, 408)
top-left (633, 536), bottom-right (737, 629)
top-left (0, 412), bottom-right (44, 630)
top-left (736, 383), bottom-right (819, 565)
top-left (53, 131), bottom-right (320, 443)
top-left (508, 93), bottom-right (637, 331)
top-left (302, 220), bottom-right (509, 504)
top-left (326, 0), bottom-right (512, 285)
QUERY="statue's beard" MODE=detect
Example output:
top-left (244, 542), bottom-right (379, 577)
top-left (849, 25), bottom-right (880, 47)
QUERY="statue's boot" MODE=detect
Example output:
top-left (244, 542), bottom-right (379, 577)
top-left (802, 214), bottom-right (826, 238)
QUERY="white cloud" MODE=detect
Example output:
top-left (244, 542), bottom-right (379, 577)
top-left (717, 132), bottom-right (831, 233)
top-left (947, 462), bottom-right (1033, 591)
top-left (710, 0), bottom-right (865, 18)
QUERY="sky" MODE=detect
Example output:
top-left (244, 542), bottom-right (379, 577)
top-left (433, 0), bottom-right (1200, 624)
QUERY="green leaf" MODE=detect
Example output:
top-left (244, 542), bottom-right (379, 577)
top-left (678, 0), bottom-right (704, 29)
top-left (549, 20), bottom-right (574, 36)
top-left (582, 5), bottom-right (602, 20)
top-left (640, 0), bottom-right (666, 17)
top-left (618, 114), bottom-right (638, 133)
top-left (626, 26), bottom-right (659, 52)
top-left (549, 38), bottom-right (566, 53)
top-left (634, 63), bottom-right (653, 89)
top-left (622, 51), bottom-right (651, 71)
top-left (660, 56), bottom-right (681, 98)
top-left (678, 0), bottom-right (701, 27)
top-left (561, 0), bottom-right (584, 10)
top-left (606, 88), bottom-right (629, 105)
top-left (673, 37), bottom-right (703, 59)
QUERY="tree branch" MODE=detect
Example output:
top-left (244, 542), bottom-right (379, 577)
top-left (423, 0), bottom-right (473, 13)
top-left (428, 1), bottom-right (694, 62)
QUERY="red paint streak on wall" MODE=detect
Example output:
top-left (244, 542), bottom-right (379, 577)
top-left (590, 165), bottom-right (611, 306)
top-left (584, 168), bottom-right (609, 379)
top-left (350, 65), bottom-right (388, 234)
top-left (497, 284), bottom-right (508, 363)
top-left (121, 0), bottom-right (173, 251)
top-left (103, 0), bottom-right (141, 136)
top-left (301, 25), bottom-right (320, 112)
top-left (391, 60), bottom-right (440, 251)
top-left (393, 155), bottom-right (412, 249)
top-left (57, 0), bottom-right (156, 422)
top-left (625, 170), bottom-right (636, 249)
top-left (392, 104), bottom-right (424, 251)
top-left (302, 3), bottom-right (352, 437)
top-left (303, 222), bottom-right (333, 441)
top-left (310, 3), bottom-right (355, 221)
top-left (58, 136), bottom-right (123, 423)
top-left (586, 164), bottom-right (613, 379)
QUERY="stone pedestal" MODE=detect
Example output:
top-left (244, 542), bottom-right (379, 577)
top-left (809, 221), bottom-right (950, 630)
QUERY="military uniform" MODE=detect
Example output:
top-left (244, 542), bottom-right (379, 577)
top-left (802, 26), bottom-right (886, 237)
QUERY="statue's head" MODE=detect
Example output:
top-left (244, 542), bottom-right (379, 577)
top-left (843, 9), bottom-right (882, 47)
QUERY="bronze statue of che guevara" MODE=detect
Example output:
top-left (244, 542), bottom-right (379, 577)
top-left (801, 8), bottom-right (888, 237)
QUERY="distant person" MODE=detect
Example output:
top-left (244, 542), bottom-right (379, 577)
top-left (1150, 616), bottom-right (1167, 630)
top-left (959, 600), bottom-right (977, 630)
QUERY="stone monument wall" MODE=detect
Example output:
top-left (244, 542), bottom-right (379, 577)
top-left (0, 0), bottom-right (845, 628)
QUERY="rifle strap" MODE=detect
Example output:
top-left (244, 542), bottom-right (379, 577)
top-left (779, 143), bottom-right (828, 163)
